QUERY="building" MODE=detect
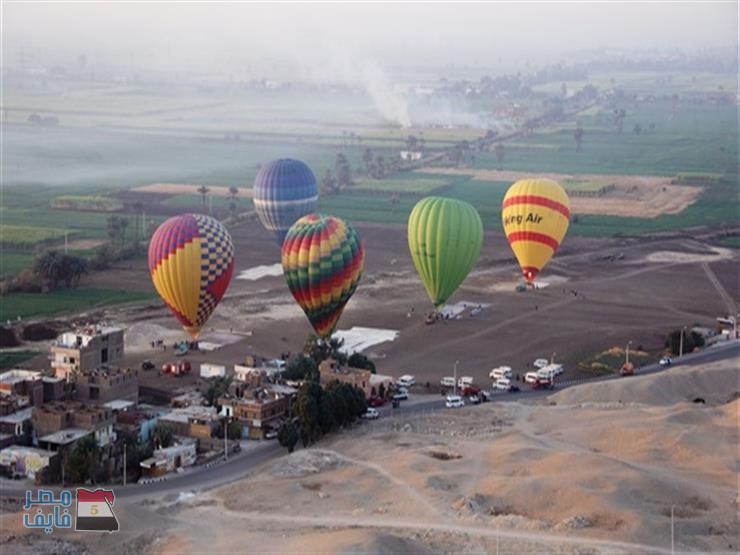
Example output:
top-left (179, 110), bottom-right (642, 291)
top-left (32, 401), bottom-right (114, 447)
top-left (219, 387), bottom-right (290, 439)
top-left (370, 373), bottom-right (395, 398)
top-left (158, 405), bottom-right (218, 440)
top-left (50, 325), bottom-right (124, 379)
top-left (72, 367), bottom-right (138, 404)
top-left (0, 445), bottom-right (58, 480)
top-left (0, 407), bottom-right (33, 443)
top-left (200, 363), bottom-right (226, 378)
top-left (233, 365), bottom-right (264, 386)
top-left (0, 370), bottom-right (44, 406)
top-left (319, 359), bottom-right (372, 399)
top-left (0, 394), bottom-right (30, 416)
top-left (400, 150), bottom-right (422, 161)
top-left (139, 439), bottom-right (197, 478)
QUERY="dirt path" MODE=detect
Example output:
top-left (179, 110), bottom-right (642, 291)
top-left (701, 261), bottom-right (737, 314)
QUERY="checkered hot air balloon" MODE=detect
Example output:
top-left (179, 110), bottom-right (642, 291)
top-left (281, 214), bottom-right (364, 338)
top-left (501, 179), bottom-right (571, 283)
top-left (148, 214), bottom-right (235, 338)
top-left (253, 159), bottom-right (319, 246)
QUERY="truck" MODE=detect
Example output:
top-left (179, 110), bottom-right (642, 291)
top-left (162, 360), bottom-right (191, 376)
top-left (532, 376), bottom-right (554, 390)
top-left (489, 366), bottom-right (513, 380)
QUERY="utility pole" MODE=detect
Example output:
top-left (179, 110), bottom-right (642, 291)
top-left (679, 326), bottom-right (686, 357)
top-left (224, 416), bottom-right (228, 461)
top-left (670, 504), bottom-right (675, 554)
top-left (625, 340), bottom-right (632, 365)
top-left (453, 360), bottom-right (459, 396)
top-left (123, 448), bottom-right (127, 486)
top-left (64, 231), bottom-right (68, 254)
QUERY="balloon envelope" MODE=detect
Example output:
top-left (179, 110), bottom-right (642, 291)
top-left (281, 214), bottom-right (364, 338)
top-left (148, 213), bottom-right (235, 338)
top-left (501, 178), bottom-right (570, 282)
top-left (253, 158), bottom-right (319, 245)
top-left (407, 196), bottom-right (483, 307)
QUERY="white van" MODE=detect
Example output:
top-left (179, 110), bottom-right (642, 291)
top-left (524, 371), bottom-right (539, 384)
top-left (440, 376), bottom-right (456, 387)
top-left (494, 377), bottom-right (512, 391)
top-left (396, 375), bottom-right (416, 388)
top-left (457, 376), bottom-right (474, 388)
top-left (537, 367), bottom-right (557, 380)
top-left (445, 395), bottom-right (465, 408)
top-left (533, 358), bottom-right (549, 369)
top-left (489, 366), bottom-right (513, 380)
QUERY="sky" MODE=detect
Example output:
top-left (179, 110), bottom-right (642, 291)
top-left (3, 2), bottom-right (738, 75)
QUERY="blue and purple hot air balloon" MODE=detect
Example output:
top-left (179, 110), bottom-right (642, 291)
top-left (252, 158), bottom-right (319, 246)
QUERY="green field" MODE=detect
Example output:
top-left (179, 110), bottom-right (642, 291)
top-left (561, 178), bottom-right (611, 192)
top-left (0, 350), bottom-right (39, 370)
top-left (351, 175), bottom-right (449, 193)
top-left (0, 288), bottom-right (157, 321)
top-left (0, 224), bottom-right (70, 247)
top-left (0, 252), bottom-right (34, 279)
top-left (51, 194), bottom-right (124, 211)
top-left (718, 236), bottom-right (740, 248)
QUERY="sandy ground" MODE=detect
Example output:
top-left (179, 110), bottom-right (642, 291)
top-left (5, 358), bottom-right (736, 554)
top-left (63, 239), bottom-right (107, 250)
top-left (131, 183), bottom-right (253, 197)
top-left (418, 168), bottom-right (702, 218)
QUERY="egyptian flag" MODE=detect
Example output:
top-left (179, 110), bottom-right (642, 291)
top-left (75, 488), bottom-right (119, 532)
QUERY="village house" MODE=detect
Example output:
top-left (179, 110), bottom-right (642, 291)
top-left (157, 405), bottom-right (218, 441)
top-left (72, 366), bottom-right (138, 404)
top-left (50, 325), bottom-right (124, 380)
top-left (219, 386), bottom-right (291, 439)
top-left (0, 370), bottom-right (44, 406)
top-left (139, 438), bottom-right (197, 478)
top-left (32, 401), bottom-right (114, 449)
top-left (319, 359), bottom-right (373, 399)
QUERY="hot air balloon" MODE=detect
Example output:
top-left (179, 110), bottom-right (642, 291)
top-left (253, 158), bottom-right (319, 245)
top-left (407, 196), bottom-right (483, 307)
top-left (281, 214), bottom-right (364, 338)
top-left (501, 178), bottom-right (570, 283)
top-left (148, 213), bottom-right (235, 338)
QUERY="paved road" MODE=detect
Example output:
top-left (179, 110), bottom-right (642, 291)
top-left (1, 341), bottom-right (737, 501)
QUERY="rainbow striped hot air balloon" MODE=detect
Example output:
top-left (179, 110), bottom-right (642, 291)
top-left (501, 179), bottom-right (570, 283)
top-left (148, 214), bottom-right (235, 338)
top-left (281, 214), bottom-right (364, 338)
top-left (253, 159), bottom-right (319, 246)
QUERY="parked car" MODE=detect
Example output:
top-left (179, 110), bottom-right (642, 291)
top-left (396, 386), bottom-right (409, 396)
top-left (396, 375), bottom-right (416, 388)
top-left (368, 396), bottom-right (385, 407)
top-left (141, 360), bottom-right (155, 371)
top-left (440, 376), bottom-right (456, 387)
top-left (362, 408), bottom-right (380, 420)
top-left (532, 377), bottom-right (554, 390)
top-left (392, 391), bottom-right (408, 401)
top-left (480, 390), bottom-right (494, 402)
top-left (659, 356), bottom-right (672, 366)
top-left (264, 430), bottom-right (278, 440)
top-left (494, 377), bottom-right (512, 391)
top-left (460, 385), bottom-right (481, 396)
top-left (537, 367), bottom-right (557, 380)
top-left (489, 366), bottom-right (513, 380)
top-left (445, 395), bottom-right (465, 408)
top-left (468, 394), bottom-right (481, 405)
top-left (524, 371), bottom-right (539, 384)
top-left (533, 358), bottom-right (549, 369)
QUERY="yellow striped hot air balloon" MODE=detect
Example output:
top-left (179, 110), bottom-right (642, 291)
top-left (501, 179), bottom-right (570, 283)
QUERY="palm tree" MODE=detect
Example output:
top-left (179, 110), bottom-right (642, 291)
top-left (228, 187), bottom-right (239, 217)
top-left (119, 218), bottom-right (129, 247)
top-left (362, 148), bottom-right (374, 175)
top-left (573, 127), bottom-right (584, 152)
top-left (132, 201), bottom-right (144, 239)
top-left (494, 143), bottom-right (505, 170)
top-left (33, 250), bottom-right (64, 289)
top-left (197, 186), bottom-right (211, 212)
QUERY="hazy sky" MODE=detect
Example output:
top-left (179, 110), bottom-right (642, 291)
top-left (4, 2), bottom-right (738, 75)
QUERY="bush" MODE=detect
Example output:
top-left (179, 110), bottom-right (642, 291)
top-left (347, 353), bottom-right (376, 373)
top-left (282, 354), bottom-right (319, 381)
top-left (665, 329), bottom-right (705, 355)
top-left (277, 421), bottom-right (299, 453)
top-left (21, 323), bottom-right (58, 341)
top-left (0, 327), bottom-right (20, 348)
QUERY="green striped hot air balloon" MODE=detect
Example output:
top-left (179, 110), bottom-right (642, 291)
top-left (407, 196), bottom-right (483, 307)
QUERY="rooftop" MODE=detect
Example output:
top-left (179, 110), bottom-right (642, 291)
top-left (0, 369), bottom-right (41, 385)
top-left (0, 445), bottom-right (55, 459)
top-left (53, 325), bottom-right (123, 348)
top-left (160, 405), bottom-right (217, 424)
top-left (39, 427), bottom-right (91, 445)
top-left (103, 399), bottom-right (135, 411)
top-left (0, 407), bottom-right (33, 423)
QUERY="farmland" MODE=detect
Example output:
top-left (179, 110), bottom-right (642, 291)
top-left (0, 224), bottom-right (70, 248)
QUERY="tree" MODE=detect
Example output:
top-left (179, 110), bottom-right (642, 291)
top-left (362, 148), bottom-right (374, 174)
top-left (283, 353), bottom-right (319, 382)
top-left (573, 126), bottom-right (584, 152)
top-left (665, 329), bottom-right (704, 356)
top-left (295, 382), bottom-right (322, 446)
top-left (303, 334), bottom-right (347, 366)
top-left (228, 187), bottom-right (239, 217)
top-left (153, 423), bottom-right (174, 449)
top-left (406, 134), bottom-right (419, 151)
top-left (277, 421), bottom-right (299, 453)
top-left (65, 435), bottom-right (100, 484)
top-left (204, 375), bottom-right (233, 406)
top-left (132, 201), bottom-right (144, 240)
top-left (633, 123), bottom-right (642, 136)
top-left (33, 250), bottom-right (64, 289)
top-left (613, 108), bottom-right (626, 134)
top-left (347, 352), bottom-right (376, 373)
top-left (60, 254), bottom-right (88, 288)
top-left (117, 429), bottom-right (152, 482)
top-left (494, 142), bottom-right (505, 170)
top-left (119, 218), bottom-right (129, 246)
top-left (321, 168), bottom-right (338, 194)
top-left (374, 155), bottom-right (387, 179)
top-left (335, 153), bottom-right (351, 189)
top-left (197, 185), bottom-right (211, 212)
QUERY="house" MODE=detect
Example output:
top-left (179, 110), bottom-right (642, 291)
top-left (73, 367), bottom-right (138, 404)
top-left (139, 438), bottom-right (197, 478)
top-left (157, 405), bottom-right (218, 440)
top-left (32, 401), bottom-right (114, 448)
top-left (233, 365), bottom-right (264, 386)
top-left (50, 325), bottom-right (124, 380)
top-left (369, 373), bottom-right (395, 398)
top-left (113, 405), bottom-right (166, 443)
top-left (0, 445), bottom-right (58, 480)
top-left (400, 150), bottom-right (422, 161)
top-left (0, 407), bottom-right (33, 444)
top-left (200, 364), bottom-right (226, 378)
top-left (0, 370), bottom-right (44, 406)
top-left (219, 383), bottom-right (294, 439)
top-left (319, 359), bottom-right (372, 399)
top-left (0, 394), bottom-right (30, 416)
